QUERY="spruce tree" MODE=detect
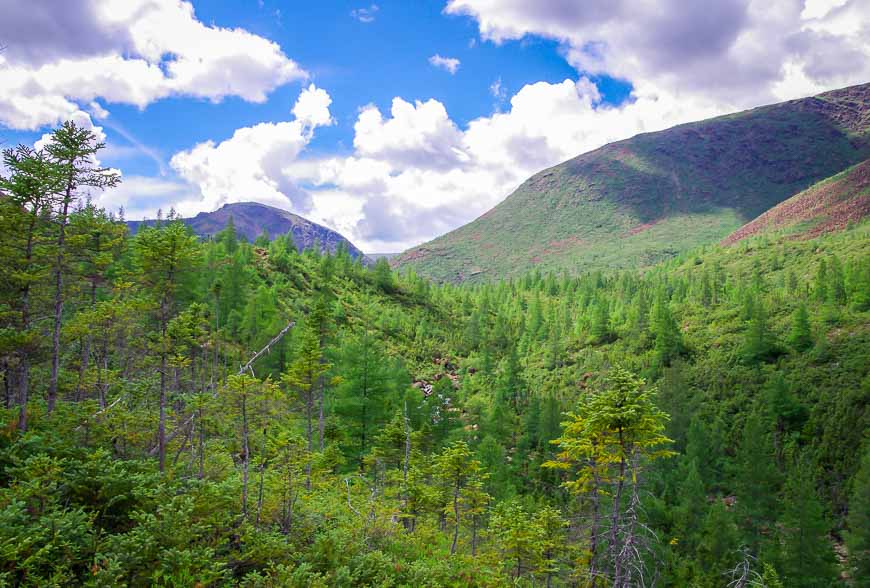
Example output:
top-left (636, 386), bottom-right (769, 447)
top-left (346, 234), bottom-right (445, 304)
top-left (652, 296), bottom-right (683, 366)
top-left (334, 329), bottom-right (399, 468)
top-left (132, 218), bottom-right (200, 471)
top-left (787, 302), bottom-right (813, 351)
top-left (282, 321), bottom-right (330, 489)
top-left (0, 145), bottom-right (64, 430)
top-left (847, 446), bottom-right (870, 587)
top-left (589, 298), bottom-right (611, 344)
top-left (44, 121), bottom-right (119, 413)
top-left (732, 412), bottom-right (781, 552)
top-left (778, 456), bottom-right (837, 587)
top-left (434, 440), bottom-right (488, 555)
top-left (741, 296), bottom-right (778, 364)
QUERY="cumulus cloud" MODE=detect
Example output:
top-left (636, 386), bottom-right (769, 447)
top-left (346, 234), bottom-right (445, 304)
top-left (166, 84), bottom-right (332, 217)
top-left (294, 78), bottom-right (724, 252)
top-left (353, 98), bottom-right (467, 170)
top-left (98, 175), bottom-right (198, 219)
top-left (445, 0), bottom-right (870, 106)
top-left (292, 84), bottom-right (334, 129)
top-left (147, 76), bottom-right (728, 252)
top-left (429, 54), bottom-right (461, 74)
top-left (0, 0), bottom-right (306, 130)
top-left (56, 0), bottom-right (870, 254)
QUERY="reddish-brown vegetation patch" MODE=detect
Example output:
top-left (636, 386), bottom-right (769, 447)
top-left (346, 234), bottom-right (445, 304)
top-left (394, 248), bottom-right (430, 263)
top-left (625, 219), bottom-right (662, 236)
top-left (722, 159), bottom-right (870, 245)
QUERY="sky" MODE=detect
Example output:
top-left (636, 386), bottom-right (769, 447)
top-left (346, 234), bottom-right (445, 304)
top-left (1, 0), bottom-right (868, 252)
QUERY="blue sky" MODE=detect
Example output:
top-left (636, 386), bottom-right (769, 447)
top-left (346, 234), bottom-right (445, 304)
top-left (7, 1), bottom-right (629, 177)
top-left (1, 0), bottom-right (867, 251)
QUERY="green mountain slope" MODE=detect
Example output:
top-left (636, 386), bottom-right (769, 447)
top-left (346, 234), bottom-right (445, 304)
top-left (395, 83), bottom-right (870, 282)
top-left (723, 158), bottom-right (870, 245)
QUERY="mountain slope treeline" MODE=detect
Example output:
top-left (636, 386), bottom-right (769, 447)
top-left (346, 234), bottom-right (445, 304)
top-left (128, 201), bottom-right (368, 261)
top-left (0, 121), bottom-right (868, 586)
top-left (396, 83), bottom-right (870, 283)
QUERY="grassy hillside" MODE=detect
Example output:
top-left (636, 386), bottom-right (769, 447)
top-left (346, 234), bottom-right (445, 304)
top-left (723, 158), bottom-right (870, 244)
top-left (395, 83), bottom-right (870, 283)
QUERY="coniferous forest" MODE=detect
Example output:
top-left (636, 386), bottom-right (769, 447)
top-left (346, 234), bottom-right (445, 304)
top-left (1, 122), bottom-right (869, 587)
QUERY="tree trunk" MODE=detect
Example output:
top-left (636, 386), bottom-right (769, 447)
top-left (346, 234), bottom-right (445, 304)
top-left (158, 297), bottom-right (168, 471)
top-left (317, 364), bottom-right (326, 451)
top-left (18, 358), bottom-right (29, 432)
top-left (609, 428), bottom-right (627, 586)
top-left (2, 359), bottom-right (11, 409)
top-left (451, 485), bottom-right (460, 555)
top-left (589, 451), bottom-right (603, 588)
top-left (306, 371), bottom-right (313, 491)
top-left (198, 405), bottom-right (205, 479)
top-left (256, 426), bottom-right (267, 525)
top-left (241, 389), bottom-right (249, 519)
top-left (48, 193), bottom-right (72, 414)
top-left (76, 278), bottom-right (98, 401)
top-left (18, 216), bottom-right (38, 431)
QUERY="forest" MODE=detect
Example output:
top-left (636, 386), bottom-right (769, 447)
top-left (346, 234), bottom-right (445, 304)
top-left (0, 122), bottom-right (868, 587)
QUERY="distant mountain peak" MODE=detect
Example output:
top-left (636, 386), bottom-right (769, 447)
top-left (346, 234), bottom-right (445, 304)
top-left (128, 201), bottom-right (368, 261)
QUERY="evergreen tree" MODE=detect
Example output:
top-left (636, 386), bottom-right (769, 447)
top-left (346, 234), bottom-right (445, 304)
top-left (741, 296), bottom-right (778, 364)
top-left (732, 412), bottom-right (781, 552)
top-left (434, 440), bottom-right (488, 555)
top-left (218, 215), bottom-right (238, 253)
top-left (651, 296), bottom-right (683, 366)
top-left (282, 322), bottom-right (330, 489)
top-left (0, 145), bottom-right (64, 430)
top-left (589, 298), bottom-right (611, 343)
top-left (787, 302), bottom-right (813, 351)
top-left (847, 446), bottom-right (870, 587)
top-left (545, 367), bottom-right (674, 584)
top-left (372, 258), bottom-right (395, 292)
top-left (132, 219), bottom-right (200, 471)
top-left (673, 458), bottom-right (706, 551)
top-left (778, 456), bottom-right (837, 588)
top-left (334, 329), bottom-right (399, 468)
top-left (44, 121), bottom-right (119, 413)
top-left (814, 258), bottom-right (828, 302)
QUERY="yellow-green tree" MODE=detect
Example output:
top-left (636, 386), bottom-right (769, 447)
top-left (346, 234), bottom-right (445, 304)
top-left (434, 440), bottom-right (488, 555)
top-left (545, 367), bottom-right (673, 586)
top-left (282, 321), bottom-right (330, 490)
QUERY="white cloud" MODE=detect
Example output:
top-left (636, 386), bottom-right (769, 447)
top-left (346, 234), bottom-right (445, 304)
top-left (353, 98), bottom-right (467, 170)
top-left (75, 0), bottom-right (870, 254)
top-left (0, 0), bottom-right (306, 130)
top-left (141, 77), bottom-right (725, 252)
top-left (167, 84), bottom-right (332, 216)
top-left (351, 4), bottom-right (379, 23)
top-left (445, 0), bottom-right (870, 107)
top-left (292, 84), bottom-right (334, 129)
top-left (295, 78), bottom-right (723, 252)
top-left (98, 175), bottom-right (198, 219)
top-left (429, 54), bottom-right (461, 74)
top-left (801, 0), bottom-right (849, 20)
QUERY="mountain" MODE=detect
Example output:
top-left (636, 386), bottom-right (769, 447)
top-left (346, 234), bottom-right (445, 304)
top-left (128, 201), bottom-right (367, 260)
top-left (395, 83), bottom-right (870, 282)
top-left (722, 159), bottom-right (870, 245)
